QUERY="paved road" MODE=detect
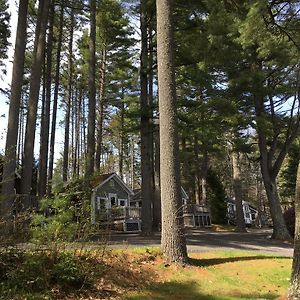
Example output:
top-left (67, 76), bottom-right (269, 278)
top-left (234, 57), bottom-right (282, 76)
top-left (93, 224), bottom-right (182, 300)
top-left (107, 228), bottom-right (293, 257)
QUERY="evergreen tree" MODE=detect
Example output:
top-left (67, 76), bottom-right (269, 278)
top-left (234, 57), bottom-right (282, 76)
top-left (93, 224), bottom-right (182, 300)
top-left (207, 168), bottom-right (227, 225)
top-left (156, 0), bottom-right (187, 263)
top-left (1, 0), bottom-right (28, 233)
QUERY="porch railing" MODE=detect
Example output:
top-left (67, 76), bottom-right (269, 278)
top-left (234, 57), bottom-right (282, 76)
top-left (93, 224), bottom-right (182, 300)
top-left (183, 204), bottom-right (210, 215)
top-left (97, 206), bottom-right (141, 221)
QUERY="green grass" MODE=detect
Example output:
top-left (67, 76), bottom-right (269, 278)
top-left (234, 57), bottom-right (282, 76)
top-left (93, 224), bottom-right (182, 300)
top-left (125, 250), bottom-right (291, 300)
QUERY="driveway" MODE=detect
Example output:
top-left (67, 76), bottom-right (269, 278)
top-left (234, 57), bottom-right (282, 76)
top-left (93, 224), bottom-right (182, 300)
top-left (107, 228), bottom-right (293, 257)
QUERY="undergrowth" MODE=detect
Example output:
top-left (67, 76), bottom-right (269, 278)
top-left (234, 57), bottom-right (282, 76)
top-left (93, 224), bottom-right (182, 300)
top-left (0, 247), bottom-right (158, 299)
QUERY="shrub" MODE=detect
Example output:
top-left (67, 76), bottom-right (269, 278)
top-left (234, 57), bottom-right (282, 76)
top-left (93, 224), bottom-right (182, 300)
top-left (30, 177), bottom-right (102, 245)
top-left (52, 252), bottom-right (85, 288)
top-left (5, 253), bottom-right (50, 292)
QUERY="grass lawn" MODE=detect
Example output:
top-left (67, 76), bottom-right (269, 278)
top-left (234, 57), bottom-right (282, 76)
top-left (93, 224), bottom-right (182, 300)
top-left (125, 250), bottom-right (291, 300)
top-left (0, 247), bottom-right (292, 299)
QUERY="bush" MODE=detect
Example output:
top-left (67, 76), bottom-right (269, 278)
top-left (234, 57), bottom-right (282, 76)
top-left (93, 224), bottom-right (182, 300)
top-left (53, 252), bottom-right (85, 288)
top-left (31, 177), bottom-right (104, 244)
top-left (0, 250), bottom-right (87, 298)
top-left (5, 253), bottom-right (50, 292)
top-left (31, 195), bottom-right (80, 243)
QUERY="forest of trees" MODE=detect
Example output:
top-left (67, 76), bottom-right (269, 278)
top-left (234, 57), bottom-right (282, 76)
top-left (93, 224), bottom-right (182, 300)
top-left (0, 0), bottom-right (300, 296)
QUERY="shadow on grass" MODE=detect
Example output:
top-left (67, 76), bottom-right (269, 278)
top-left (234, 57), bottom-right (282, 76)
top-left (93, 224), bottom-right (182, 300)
top-left (126, 280), bottom-right (280, 300)
top-left (189, 255), bottom-right (290, 267)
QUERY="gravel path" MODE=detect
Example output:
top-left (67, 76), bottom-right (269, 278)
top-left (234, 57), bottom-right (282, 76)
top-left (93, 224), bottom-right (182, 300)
top-left (107, 228), bottom-right (293, 257)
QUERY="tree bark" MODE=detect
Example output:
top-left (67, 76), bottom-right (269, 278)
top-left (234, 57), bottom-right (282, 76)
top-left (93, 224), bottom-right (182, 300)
top-left (254, 90), bottom-right (292, 240)
top-left (85, 0), bottom-right (96, 177)
top-left (201, 147), bottom-right (208, 205)
top-left (95, 47), bottom-right (107, 172)
top-left (1, 0), bottom-right (29, 232)
top-left (288, 162), bottom-right (300, 299)
top-left (47, 1), bottom-right (64, 195)
top-left (119, 92), bottom-right (125, 179)
top-left (21, 0), bottom-right (50, 195)
top-left (251, 55), bottom-right (296, 241)
top-left (130, 138), bottom-right (135, 189)
top-left (73, 84), bottom-right (81, 179)
top-left (153, 122), bottom-right (161, 231)
top-left (140, 0), bottom-right (153, 234)
top-left (231, 150), bottom-right (247, 232)
top-left (194, 136), bottom-right (201, 205)
top-left (38, 2), bottom-right (54, 198)
top-left (156, 0), bottom-right (187, 263)
top-left (63, 5), bottom-right (74, 182)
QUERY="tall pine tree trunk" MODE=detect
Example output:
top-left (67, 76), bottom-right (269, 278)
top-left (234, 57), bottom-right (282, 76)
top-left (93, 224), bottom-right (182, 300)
top-left (140, 0), bottom-right (153, 234)
top-left (1, 0), bottom-right (29, 231)
top-left (255, 94), bottom-right (291, 240)
top-left (95, 47), bottom-right (107, 172)
top-left (231, 149), bottom-right (247, 232)
top-left (85, 0), bottom-right (96, 177)
top-left (38, 2), bottom-right (54, 197)
top-left (156, 0), bottom-right (187, 263)
top-left (75, 87), bottom-right (83, 178)
top-left (194, 136), bottom-right (201, 205)
top-left (288, 162), bottom-right (300, 298)
top-left (21, 0), bottom-right (50, 195)
top-left (48, 1), bottom-right (64, 194)
top-left (119, 91), bottom-right (125, 179)
top-left (153, 122), bottom-right (161, 231)
top-left (201, 147), bottom-right (208, 204)
top-left (130, 138), bottom-right (135, 189)
top-left (63, 5), bottom-right (74, 182)
top-left (253, 61), bottom-right (292, 241)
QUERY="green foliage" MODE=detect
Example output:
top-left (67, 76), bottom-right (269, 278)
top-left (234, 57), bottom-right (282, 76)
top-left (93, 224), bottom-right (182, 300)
top-left (207, 168), bottom-right (227, 224)
top-left (0, 250), bottom-right (86, 298)
top-left (4, 252), bottom-right (49, 293)
top-left (53, 252), bottom-right (85, 288)
top-left (31, 195), bottom-right (78, 244)
top-left (279, 140), bottom-right (300, 200)
top-left (31, 177), bottom-right (94, 244)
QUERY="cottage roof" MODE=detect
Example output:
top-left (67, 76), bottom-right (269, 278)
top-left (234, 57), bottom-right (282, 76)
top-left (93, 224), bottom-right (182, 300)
top-left (92, 172), bottom-right (134, 196)
top-left (131, 189), bottom-right (141, 201)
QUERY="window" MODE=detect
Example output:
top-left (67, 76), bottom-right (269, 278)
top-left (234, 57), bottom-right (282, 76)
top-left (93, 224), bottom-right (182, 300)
top-left (111, 197), bottom-right (116, 206)
top-left (118, 199), bottom-right (127, 207)
top-left (109, 193), bottom-right (117, 207)
top-left (96, 197), bottom-right (106, 210)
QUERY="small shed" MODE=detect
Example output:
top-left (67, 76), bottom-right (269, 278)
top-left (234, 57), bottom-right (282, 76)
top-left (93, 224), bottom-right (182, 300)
top-left (91, 173), bottom-right (141, 232)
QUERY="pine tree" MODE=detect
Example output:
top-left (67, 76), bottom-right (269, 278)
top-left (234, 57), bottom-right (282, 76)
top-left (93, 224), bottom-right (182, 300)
top-left (156, 0), bottom-right (187, 263)
top-left (1, 0), bottom-right (28, 233)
